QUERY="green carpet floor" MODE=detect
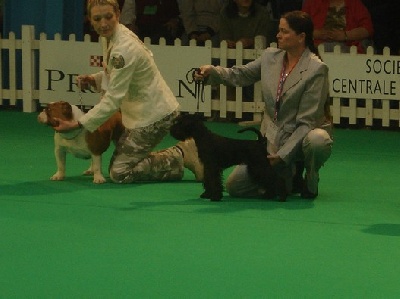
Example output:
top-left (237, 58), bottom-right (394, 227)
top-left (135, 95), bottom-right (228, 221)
top-left (1, 110), bottom-right (400, 298)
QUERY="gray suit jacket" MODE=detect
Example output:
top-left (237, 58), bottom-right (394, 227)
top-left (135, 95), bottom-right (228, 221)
top-left (207, 47), bottom-right (330, 164)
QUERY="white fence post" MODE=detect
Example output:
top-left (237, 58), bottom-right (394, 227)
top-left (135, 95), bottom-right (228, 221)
top-left (234, 40), bottom-right (243, 119)
top-left (21, 25), bottom-right (35, 112)
top-left (251, 36), bottom-right (267, 123)
top-left (7, 31), bottom-right (17, 106)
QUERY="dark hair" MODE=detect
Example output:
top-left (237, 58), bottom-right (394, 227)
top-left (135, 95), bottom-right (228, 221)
top-left (282, 10), bottom-right (319, 56)
top-left (224, 0), bottom-right (256, 18)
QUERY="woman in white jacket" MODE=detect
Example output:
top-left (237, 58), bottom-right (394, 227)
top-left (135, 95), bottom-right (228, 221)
top-left (54, 0), bottom-right (203, 183)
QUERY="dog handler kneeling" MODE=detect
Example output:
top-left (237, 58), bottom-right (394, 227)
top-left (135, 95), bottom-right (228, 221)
top-left (53, 0), bottom-right (203, 183)
top-left (194, 11), bottom-right (333, 199)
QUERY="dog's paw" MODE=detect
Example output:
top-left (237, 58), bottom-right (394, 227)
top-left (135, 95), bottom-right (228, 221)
top-left (93, 175), bottom-right (106, 184)
top-left (50, 172), bottom-right (65, 181)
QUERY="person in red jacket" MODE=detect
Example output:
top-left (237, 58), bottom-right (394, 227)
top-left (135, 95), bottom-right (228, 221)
top-left (302, 0), bottom-right (373, 53)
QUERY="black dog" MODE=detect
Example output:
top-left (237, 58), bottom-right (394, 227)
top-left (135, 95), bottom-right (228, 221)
top-left (170, 113), bottom-right (287, 201)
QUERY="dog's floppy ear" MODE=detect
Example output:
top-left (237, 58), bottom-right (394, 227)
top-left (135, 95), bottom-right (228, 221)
top-left (60, 101), bottom-right (73, 120)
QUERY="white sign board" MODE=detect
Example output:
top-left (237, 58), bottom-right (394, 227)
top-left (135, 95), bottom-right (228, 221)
top-left (40, 39), bottom-right (104, 106)
top-left (40, 39), bottom-right (212, 112)
top-left (321, 52), bottom-right (400, 99)
top-left (147, 44), bottom-right (211, 113)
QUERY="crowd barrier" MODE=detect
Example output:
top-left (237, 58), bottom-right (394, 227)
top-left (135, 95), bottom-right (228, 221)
top-left (1, 25), bottom-right (399, 128)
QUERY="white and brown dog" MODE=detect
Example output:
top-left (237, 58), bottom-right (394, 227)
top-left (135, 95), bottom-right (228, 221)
top-left (38, 101), bottom-right (124, 183)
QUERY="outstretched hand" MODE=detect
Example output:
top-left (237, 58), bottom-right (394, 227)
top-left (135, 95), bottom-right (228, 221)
top-left (77, 75), bottom-right (96, 91)
top-left (193, 65), bottom-right (213, 81)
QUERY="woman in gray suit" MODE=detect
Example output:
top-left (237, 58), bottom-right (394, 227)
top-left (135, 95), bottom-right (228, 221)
top-left (195, 10), bottom-right (333, 199)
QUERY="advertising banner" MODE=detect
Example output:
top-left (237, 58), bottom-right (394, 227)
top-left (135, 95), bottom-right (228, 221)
top-left (40, 39), bottom-right (212, 113)
top-left (321, 52), bottom-right (400, 99)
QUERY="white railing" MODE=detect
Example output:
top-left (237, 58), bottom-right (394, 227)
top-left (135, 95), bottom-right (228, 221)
top-left (1, 25), bottom-right (400, 128)
top-left (1, 26), bottom-right (40, 112)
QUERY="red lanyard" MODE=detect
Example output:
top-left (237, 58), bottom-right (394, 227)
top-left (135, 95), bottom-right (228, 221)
top-left (274, 58), bottom-right (298, 122)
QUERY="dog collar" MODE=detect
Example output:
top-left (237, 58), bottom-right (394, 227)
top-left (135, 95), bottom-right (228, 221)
top-left (57, 127), bottom-right (84, 140)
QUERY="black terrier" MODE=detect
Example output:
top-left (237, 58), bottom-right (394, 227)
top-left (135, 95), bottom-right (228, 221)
top-left (170, 113), bottom-right (287, 201)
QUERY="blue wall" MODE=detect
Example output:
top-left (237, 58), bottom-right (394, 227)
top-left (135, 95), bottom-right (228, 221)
top-left (3, 0), bottom-right (84, 39)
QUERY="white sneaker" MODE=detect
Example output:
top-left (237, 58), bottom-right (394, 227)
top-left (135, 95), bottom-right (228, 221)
top-left (177, 138), bottom-right (204, 181)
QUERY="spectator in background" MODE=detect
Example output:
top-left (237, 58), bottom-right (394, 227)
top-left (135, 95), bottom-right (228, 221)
top-left (179, 0), bottom-right (226, 47)
top-left (219, 0), bottom-right (272, 49)
top-left (302, 0), bottom-right (373, 54)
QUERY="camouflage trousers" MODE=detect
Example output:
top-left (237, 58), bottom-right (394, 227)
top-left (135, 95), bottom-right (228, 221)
top-left (109, 110), bottom-right (184, 183)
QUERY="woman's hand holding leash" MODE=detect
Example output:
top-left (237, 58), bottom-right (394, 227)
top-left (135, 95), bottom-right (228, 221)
top-left (77, 75), bottom-right (96, 91)
top-left (193, 65), bottom-right (213, 81)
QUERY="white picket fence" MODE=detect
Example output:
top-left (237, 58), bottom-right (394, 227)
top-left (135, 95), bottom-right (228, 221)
top-left (1, 25), bottom-right (400, 127)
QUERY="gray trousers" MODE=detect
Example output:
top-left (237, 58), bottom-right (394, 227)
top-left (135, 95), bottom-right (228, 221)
top-left (226, 128), bottom-right (333, 197)
top-left (109, 110), bottom-right (184, 183)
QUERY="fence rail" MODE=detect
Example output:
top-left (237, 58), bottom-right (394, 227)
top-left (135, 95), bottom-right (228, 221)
top-left (1, 25), bottom-right (400, 128)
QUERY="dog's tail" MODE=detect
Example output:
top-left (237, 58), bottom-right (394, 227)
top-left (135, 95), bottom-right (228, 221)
top-left (237, 127), bottom-right (267, 145)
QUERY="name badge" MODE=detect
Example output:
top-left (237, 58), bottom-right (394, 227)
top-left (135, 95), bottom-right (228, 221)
top-left (143, 5), bottom-right (157, 15)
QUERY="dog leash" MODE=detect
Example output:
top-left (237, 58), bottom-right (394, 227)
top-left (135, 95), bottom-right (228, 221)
top-left (186, 68), bottom-right (205, 111)
top-left (78, 90), bottom-right (84, 112)
top-left (77, 79), bottom-right (85, 112)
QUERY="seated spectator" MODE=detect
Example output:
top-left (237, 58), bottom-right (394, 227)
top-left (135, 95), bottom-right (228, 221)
top-left (220, 0), bottom-right (272, 49)
top-left (179, 0), bottom-right (226, 47)
top-left (302, 0), bottom-right (374, 53)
